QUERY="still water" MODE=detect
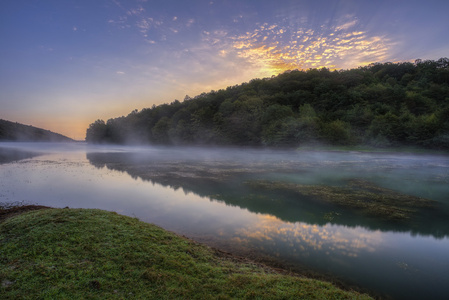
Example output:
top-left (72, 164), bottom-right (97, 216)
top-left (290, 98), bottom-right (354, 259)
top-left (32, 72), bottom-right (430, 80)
top-left (1, 142), bottom-right (449, 299)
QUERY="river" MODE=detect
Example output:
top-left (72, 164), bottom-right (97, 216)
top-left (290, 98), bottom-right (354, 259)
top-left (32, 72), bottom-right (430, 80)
top-left (1, 142), bottom-right (448, 299)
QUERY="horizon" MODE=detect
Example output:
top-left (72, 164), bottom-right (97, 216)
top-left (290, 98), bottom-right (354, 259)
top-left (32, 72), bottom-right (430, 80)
top-left (1, 0), bottom-right (448, 140)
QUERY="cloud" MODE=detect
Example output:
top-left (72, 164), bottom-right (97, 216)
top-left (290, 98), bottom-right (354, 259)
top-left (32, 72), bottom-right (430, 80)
top-left (335, 19), bottom-right (358, 31)
top-left (186, 19), bottom-right (195, 27)
top-left (104, 2), bottom-right (392, 96)
top-left (127, 6), bottom-right (145, 16)
top-left (111, 2), bottom-right (194, 43)
top-left (206, 20), bottom-right (392, 76)
top-left (111, 0), bottom-right (123, 9)
top-left (136, 19), bottom-right (151, 36)
top-left (133, 16), bottom-right (165, 39)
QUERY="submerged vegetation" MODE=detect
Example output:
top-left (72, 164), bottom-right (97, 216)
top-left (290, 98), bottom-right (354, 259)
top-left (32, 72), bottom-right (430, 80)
top-left (87, 58), bottom-right (449, 149)
top-left (245, 179), bottom-right (437, 221)
top-left (0, 208), bottom-right (372, 299)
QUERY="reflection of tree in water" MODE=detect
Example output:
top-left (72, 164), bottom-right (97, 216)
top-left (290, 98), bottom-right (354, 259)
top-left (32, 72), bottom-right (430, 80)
top-left (86, 151), bottom-right (449, 238)
top-left (0, 147), bottom-right (41, 164)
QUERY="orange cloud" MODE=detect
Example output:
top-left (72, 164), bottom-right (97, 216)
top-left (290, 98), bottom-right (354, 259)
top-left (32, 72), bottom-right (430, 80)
top-left (224, 20), bottom-right (392, 75)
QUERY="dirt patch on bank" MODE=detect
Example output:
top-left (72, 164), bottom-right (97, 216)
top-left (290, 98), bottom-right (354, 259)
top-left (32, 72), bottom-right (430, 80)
top-left (0, 205), bottom-right (50, 223)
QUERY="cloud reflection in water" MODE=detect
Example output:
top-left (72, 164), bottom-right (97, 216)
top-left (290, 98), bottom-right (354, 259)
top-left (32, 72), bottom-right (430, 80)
top-left (231, 213), bottom-right (382, 259)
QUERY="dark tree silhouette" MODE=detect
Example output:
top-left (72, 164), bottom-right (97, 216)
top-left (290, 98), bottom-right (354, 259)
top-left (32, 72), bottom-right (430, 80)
top-left (86, 58), bottom-right (449, 150)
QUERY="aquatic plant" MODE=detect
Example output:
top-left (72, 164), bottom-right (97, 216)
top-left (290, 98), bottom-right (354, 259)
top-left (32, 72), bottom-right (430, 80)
top-left (245, 179), bottom-right (436, 221)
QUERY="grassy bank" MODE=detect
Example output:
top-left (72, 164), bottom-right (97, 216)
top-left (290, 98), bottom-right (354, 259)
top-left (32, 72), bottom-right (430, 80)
top-left (0, 208), bottom-right (372, 299)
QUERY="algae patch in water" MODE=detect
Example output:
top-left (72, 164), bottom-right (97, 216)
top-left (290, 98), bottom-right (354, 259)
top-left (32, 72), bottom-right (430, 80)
top-left (245, 179), bottom-right (436, 221)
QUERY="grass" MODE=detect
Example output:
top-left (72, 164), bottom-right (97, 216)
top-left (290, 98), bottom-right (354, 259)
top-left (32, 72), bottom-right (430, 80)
top-left (0, 208), bottom-right (372, 299)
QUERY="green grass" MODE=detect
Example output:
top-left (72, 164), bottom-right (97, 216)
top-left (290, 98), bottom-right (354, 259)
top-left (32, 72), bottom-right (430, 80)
top-left (0, 208), bottom-right (372, 299)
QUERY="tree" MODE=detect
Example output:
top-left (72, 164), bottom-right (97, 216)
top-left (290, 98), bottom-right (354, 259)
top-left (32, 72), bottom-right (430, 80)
top-left (85, 58), bottom-right (449, 150)
top-left (219, 96), bottom-right (263, 145)
top-left (85, 120), bottom-right (107, 143)
top-left (151, 117), bottom-right (171, 144)
top-left (321, 120), bottom-right (354, 145)
top-left (296, 104), bottom-right (319, 143)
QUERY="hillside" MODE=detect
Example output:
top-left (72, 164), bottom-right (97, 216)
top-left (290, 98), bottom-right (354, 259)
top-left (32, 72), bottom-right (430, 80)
top-left (0, 119), bottom-right (73, 142)
top-left (86, 58), bottom-right (449, 149)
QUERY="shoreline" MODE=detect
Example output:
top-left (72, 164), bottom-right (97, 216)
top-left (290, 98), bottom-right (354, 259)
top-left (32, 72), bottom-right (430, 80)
top-left (0, 205), bottom-right (376, 299)
top-left (183, 233), bottom-right (380, 298)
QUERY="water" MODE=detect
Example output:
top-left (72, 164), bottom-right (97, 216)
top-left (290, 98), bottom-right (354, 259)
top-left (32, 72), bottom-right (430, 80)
top-left (1, 142), bottom-right (449, 299)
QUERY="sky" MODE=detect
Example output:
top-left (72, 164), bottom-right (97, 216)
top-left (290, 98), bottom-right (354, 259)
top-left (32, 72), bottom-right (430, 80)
top-left (1, 0), bottom-right (448, 140)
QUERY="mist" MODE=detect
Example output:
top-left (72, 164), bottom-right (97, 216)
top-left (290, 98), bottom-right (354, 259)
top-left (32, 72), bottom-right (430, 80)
top-left (1, 142), bottom-right (449, 299)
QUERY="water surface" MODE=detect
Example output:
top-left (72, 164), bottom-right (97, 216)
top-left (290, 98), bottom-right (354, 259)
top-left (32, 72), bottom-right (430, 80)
top-left (1, 142), bottom-right (448, 299)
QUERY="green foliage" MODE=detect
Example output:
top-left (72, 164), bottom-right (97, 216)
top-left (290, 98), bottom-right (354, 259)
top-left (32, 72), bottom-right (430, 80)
top-left (86, 58), bottom-right (449, 149)
top-left (321, 120), bottom-right (354, 145)
top-left (152, 117), bottom-right (171, 144)
top-left (0, 209), bottom-right (372, 299)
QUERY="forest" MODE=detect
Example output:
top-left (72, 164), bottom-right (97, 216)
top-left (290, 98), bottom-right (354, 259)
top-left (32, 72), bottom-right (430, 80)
top-left (86, 58), bottom-right (449, 149)
top-left (0, 119), bottom-right (73, 142)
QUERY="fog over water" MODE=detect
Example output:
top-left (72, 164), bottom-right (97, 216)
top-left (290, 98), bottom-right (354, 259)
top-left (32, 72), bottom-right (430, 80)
top-left (1, 142), bottom-right (449, 299)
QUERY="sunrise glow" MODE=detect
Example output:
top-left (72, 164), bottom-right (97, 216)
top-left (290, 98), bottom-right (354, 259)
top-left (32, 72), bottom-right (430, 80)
top-left (1, 0), bottom-right (448, 140)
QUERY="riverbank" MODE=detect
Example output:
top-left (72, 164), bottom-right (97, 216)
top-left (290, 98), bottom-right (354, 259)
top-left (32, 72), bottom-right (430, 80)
top-left (0, 206), bottom-right (372, 299)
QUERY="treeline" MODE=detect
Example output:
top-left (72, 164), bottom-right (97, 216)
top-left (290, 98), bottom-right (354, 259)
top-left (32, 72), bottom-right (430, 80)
top-left (0, 119), bottom-right (73, 142)
top-left (86, 58), bottom-right (449, 149)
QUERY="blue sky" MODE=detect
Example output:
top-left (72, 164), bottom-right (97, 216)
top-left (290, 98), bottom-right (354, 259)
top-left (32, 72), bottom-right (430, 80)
top-left (1, 0), bottom-right (448, 140)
